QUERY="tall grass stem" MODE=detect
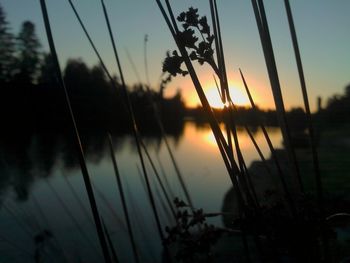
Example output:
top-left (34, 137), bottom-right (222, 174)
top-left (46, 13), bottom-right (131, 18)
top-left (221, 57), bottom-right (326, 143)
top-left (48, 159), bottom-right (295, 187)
top-left (39, 1), bottom-right (111, 262)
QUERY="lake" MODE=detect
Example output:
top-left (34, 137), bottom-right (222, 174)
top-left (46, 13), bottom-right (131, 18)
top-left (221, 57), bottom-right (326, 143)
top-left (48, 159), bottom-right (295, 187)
top-left (0, 121), bottom-right (282, 262)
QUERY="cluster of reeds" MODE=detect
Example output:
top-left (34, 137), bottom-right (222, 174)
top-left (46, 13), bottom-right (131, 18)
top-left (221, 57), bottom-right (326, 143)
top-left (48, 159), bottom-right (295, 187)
top-left (37, 0), bottom-right (196, 262)
top-left (155, 0), bottom-right (334, 262)
top-left (28, 0), bottom-right (344, 262)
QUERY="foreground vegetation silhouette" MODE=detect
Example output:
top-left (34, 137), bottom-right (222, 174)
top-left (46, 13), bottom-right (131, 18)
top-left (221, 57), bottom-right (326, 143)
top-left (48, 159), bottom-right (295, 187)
top-left (0, 1), bottom-right (349, 263)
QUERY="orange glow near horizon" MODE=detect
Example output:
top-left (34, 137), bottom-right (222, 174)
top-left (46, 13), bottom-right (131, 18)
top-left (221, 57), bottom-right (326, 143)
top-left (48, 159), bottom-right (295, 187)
top-left (204, 129), bottom-right (218, 147)
top-left (204, 86), bottom-right (250, 108)
top-left (166, 72), bottom-right (269, 109)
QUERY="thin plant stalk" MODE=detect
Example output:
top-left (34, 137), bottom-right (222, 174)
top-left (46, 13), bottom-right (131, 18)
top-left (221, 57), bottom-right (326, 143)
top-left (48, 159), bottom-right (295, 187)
top-left (152, 171), bottom-right (175, 225)
top-left (125, 48), bottom-right (142, 84)
top-left (92, 183), bottom-right (127, 233)
top-left (3, 203), bottom-right (35, 239)
top-left (140, 139), bottom-right (177, 219)
top-left (156, 153), bottom-right (176, 202)
top-left (65, 0), bottom-right (166, 248)
top-left (62, 175), bottom-right (94, 226)
top-left (225, 107), bottom-right (256, 207)
top-left (158, 1), bottom-right (261, 259)
top-left (283, 0), bottom-right (328, 260)
top-left (136, 163), bottom-right (173, 226)
top-left (7, 200), bottom-right (41, 233)
top-left (45, 179), bottom-right (101, 259)
top-left (98, 0), bottom-right (167, 252)
top-left (3, 203), bottom-right (58, 262)
top-left (251, 0), bottom-right (304, 194)
top-left (156, 2), bottom-right (268, 260)
top-left (155, 0), bottom-right (245, 205)
top-left (143, 36), bottom-right (194, 209)
top-left (210, 0), bottom-right (230, 102)
top-left (101, 219), bottom-right (120, 263)
top-left (31, 194), bottom-right (70, 263)
top-left (107, 134), bottom-right (140, 263)
top-left (212, 60), bottom-right (258, 209)
top-left (245, 126), bottom-right (272, 175)
top-left (144, 34), bottom-right (151, 87)
top-left (124, 178), bottom-right (158, 262)
top-left (239, 69), bottom-right (296, 215)
top-left (210, 0), bottom-right (261, 210)
top-left (39, 1), bottom-right (111, 262)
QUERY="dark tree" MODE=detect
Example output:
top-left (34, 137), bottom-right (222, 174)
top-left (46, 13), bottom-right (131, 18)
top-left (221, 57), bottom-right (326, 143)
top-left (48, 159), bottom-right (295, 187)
top-left (63, 58), bottom-right (91, 91)
top-left (0, 4), bottom-right (16, 82)
top-left (16, 21), bottom-right (41, 84)
top-left (38, 53), bottom-right (57, 87)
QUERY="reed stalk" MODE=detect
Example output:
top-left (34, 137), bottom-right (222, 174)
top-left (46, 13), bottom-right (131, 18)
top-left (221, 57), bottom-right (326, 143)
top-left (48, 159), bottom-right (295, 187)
top-left (98, 1), bottom-right (168, 255)
top-left (62, 175), bottom-right (94, 227)
top-left (143, 36), bottom-right (194, 209)
top-left (251, 0), bottom-right (304, 194)
top-left (124, 178), bottom-right (158, 262)
top-left (3, 203), bottom-right (34, 239)
top-left (31, 194), bottom-right (70, 263)
top-left (63, 0), bottom-right (166, 252)
top-left (156, 153), bottom-right (176, 202)
top-left (239, 69), bottom-right (296, 215)
top-left (210, 0), bottom-right (261, 210)
top-left (283, 0), bottom-right (329, 260)
top-left (209, 0), bottom-right (230, 102)
top-left (226, 106), bottom-right (257, 207)
top-left (107, 134), bottom-right (140, 263)
top-left (208, 21), bottom-right (258, 210)
top-left (3, 202), bottom-right (57, 262)
top-left (140, 139), bottom-right (176, 219)
top-left (45, 179), bottom-right (101, 258)
top-left (92, 183), bottom-right (127, 232)
top-left (39, 1), bottom-right (111, 262)
top-left (102, 219), bottom-right (120, 263)
top-left (155, 0), bottom-right (245, 208)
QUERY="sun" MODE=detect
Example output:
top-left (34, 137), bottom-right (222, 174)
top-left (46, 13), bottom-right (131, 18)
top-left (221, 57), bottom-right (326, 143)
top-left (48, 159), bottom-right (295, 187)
top-left (205, 86), bottom-right (249, 108)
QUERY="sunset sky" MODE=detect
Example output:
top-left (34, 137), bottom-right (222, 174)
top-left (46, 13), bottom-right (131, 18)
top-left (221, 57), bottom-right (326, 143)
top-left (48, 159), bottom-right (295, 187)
top-left (3, 1), bottom-right (350, 110)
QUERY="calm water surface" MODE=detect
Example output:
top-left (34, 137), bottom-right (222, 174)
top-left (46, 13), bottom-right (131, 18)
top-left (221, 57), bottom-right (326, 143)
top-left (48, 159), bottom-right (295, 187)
top-left (0, 122), bottom-right (282, 262)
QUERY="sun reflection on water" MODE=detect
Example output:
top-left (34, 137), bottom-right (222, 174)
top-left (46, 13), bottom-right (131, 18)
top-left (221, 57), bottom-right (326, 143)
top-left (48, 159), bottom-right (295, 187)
top-left (203, 130), bottom-right (218, 147)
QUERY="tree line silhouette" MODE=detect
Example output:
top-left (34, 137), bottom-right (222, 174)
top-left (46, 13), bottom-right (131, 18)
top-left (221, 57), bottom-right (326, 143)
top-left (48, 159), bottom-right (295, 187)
top-left (1, 4), bottom-right (349, 136)
top-left (0, 4), bottom-right (184, 135)
top-left (318, 84), bottom-right (350, 127)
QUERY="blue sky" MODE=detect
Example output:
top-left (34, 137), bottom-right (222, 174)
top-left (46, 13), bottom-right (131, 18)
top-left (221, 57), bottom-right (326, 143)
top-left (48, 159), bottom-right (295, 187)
top-left (2, 0), bottom-right (350, 110)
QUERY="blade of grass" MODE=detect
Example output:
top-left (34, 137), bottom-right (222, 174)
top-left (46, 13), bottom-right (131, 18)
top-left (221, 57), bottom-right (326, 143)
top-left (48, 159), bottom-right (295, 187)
top-left (212, 0), bottom-right (230, 102)
top-left (62, 174), bottom-right (94, 227)
top-left (39, 1), bottom-right (111, 262)
top-left (3, 203), bottom-right (35, 239)
top-left (239, 68), bottom-right (296, 215)
top-left (143, 35), bottom-right (194, 209)
top-left (251, 0), bottom-right (304, 194)
top-left (98, 0), bottom-right (168, 254)
top-left (213, 76), bottom-right (259, 207)
top-left (124, 177), bottom-right (158, 262)
top-left (209, 0), bottom-right (225, 102)
top-left (155, 0), bottom-right (245, 205)
top-left (283, 0), bottom-right (329, 260)
top-left (101, 219), bottom-right (120, 263)
top-left (31, 194), bottom-right (70, 263)
top-left (156, 153), bottom-right (176, 203)
top-left (92, 183), bottom-right (127, 233)
top-left (140, 139), bottom-right (176, 219)
top-left (107, 133), bottom-right (140, 263)
top-left (125, 48), bottom-right (142, 84)
top-left (45, 179), bottom-right (101, 259)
